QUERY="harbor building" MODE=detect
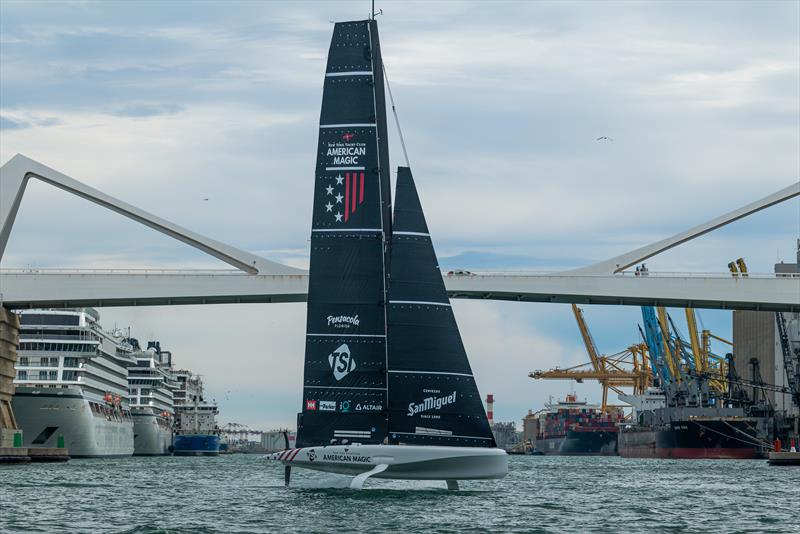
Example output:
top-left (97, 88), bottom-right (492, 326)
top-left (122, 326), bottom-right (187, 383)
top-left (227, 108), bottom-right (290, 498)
top-left (733, 248), bottom-right (800, 414)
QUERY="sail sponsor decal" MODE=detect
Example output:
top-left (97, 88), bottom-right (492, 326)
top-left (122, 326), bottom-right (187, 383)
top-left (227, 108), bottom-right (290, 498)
top-left (322, 134), bottom-right (367, 223)
top-left (319, 400), bottom-right (337, 412)
top-left (321, 453), bottom-right (372, 463)
top-left (328, 343), bottom-right (356, 380)
top-left (306, 399), bottom-right (317, 411)
top-left (326, 136), bottom-right (365, 165)
top-left (407, 390), bottom-right (457, 418)
top-left (327, 314), bottom-right (360, 329)
top-left (355, 402), bottom-right (383, 412)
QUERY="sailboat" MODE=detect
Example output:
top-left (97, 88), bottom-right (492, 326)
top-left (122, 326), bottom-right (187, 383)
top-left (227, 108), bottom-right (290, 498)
top-left (268, 18), bottom-right (507, 489)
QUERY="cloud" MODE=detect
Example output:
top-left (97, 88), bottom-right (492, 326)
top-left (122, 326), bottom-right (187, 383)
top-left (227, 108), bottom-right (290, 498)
top-left (1, 1), bottom-right (798, 428)
top-left (111, 103), bottom-right (184, 118)
top-left (0, 115), bottom-right (29, 130)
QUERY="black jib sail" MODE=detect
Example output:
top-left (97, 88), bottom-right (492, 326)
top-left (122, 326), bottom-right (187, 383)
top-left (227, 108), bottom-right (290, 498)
top-left (386, 167), bottom-right (496, 447)
top-left (296, 20), bottom-right (392, 448)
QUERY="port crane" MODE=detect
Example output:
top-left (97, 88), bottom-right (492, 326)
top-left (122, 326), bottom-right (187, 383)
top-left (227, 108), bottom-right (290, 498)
top-left (775, 312), bottom-right (800, 407)
top-left (529, 304), bottom-right (651, 413)
top-left (640, 305), bottom-right (728, 391)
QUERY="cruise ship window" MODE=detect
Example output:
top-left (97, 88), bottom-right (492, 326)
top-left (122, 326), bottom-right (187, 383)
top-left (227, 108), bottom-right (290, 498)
top-left (48, 371), bottom-right (57, 380)
top-left (19, 357), bottom-right (29, 366)
top-left (16, 370), bottom-right (27, 380)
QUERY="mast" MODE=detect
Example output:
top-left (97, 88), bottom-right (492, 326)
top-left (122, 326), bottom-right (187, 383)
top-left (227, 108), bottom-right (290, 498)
top-left (296, 19), bottom-right (392, 448)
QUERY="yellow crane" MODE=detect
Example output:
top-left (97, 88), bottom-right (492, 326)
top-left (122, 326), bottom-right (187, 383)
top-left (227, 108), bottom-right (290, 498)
top-left (685, 308), bottom-right (704, 371)
top-left (529, 305), bottom-right (652, 413)
top-left (656, 306), bottom-right (682, 382)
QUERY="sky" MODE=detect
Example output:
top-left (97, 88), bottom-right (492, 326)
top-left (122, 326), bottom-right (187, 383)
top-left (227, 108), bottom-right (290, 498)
top-left (1, 0), bottom-right (798, 430)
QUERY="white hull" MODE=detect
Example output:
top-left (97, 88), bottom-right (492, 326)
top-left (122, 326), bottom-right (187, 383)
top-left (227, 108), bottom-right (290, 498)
top-left (132, 412), bottom-right (173, 456)
top-left (12, 387), bottom-right (134, 458)
top-left (269, 444), bottom-right (508, 482)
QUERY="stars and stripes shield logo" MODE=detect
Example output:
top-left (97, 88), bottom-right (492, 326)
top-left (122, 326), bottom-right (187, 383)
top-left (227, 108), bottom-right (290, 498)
top-left (324, 172), bottom-right (366, 223)
top-left (343, 171), bottom-right (365, 222)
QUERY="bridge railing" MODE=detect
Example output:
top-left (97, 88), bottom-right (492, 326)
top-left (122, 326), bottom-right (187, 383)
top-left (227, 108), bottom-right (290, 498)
top-left (441, 270), bottom-right (786, 279)
top-left (0, 268), bottom-right (246, 275)
top-left (1, 268), bottom-right (789, 279)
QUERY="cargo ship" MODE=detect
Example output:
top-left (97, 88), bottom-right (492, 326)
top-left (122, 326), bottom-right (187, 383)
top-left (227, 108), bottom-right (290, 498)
top-left (533, 395), bottom-right (623, 455)
top-left (172, 369), bottom-right (220, 456)
top-left (618, 383), bottom-right (771, 459)
top-left (618, 405), bottom-right (769, 459)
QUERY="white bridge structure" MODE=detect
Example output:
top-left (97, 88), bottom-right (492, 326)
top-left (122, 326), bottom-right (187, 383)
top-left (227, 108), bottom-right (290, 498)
top-left (1, 154), bottom-right (798, 312)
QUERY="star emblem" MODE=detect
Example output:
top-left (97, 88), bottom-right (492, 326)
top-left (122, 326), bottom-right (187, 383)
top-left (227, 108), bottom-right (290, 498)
top-left (335, 174), bottom-right (344, 185)
top-left (325, 185), bottom-right (334, 195)
top-left (334, 211), bottom-right (343, 222)
top-left (335, 193), bottom-right (343, 204)
top-left (325, 202), bottom-right (333, 212)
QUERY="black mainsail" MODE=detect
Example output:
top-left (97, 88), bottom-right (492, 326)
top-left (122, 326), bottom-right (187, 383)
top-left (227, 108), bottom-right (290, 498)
top-left (386, 167), bottom-right (496, 447)
top-left (296, 20), bottom-right (392, 448)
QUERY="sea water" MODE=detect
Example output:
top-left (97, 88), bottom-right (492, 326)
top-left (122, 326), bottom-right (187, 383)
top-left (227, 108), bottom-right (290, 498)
top-left (1, 455), bottom-right (797, 533)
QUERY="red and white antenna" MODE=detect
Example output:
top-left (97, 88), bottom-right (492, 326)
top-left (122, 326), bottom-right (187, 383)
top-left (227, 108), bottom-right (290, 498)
top-left (486, 394), bottom-right (494, 426)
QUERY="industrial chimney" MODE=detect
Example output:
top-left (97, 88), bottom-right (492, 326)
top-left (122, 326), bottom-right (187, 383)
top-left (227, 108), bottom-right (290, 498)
top-left (486, 394), bottom-right (494, 427)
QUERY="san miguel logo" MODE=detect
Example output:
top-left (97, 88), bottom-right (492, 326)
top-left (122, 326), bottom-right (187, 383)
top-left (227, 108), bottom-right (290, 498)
top-left (328, 343), bottom-right (356, 381)
top-left (327, 314), bottom-right (359, 329)
top-left (407, 391), bottom-right (457, 417)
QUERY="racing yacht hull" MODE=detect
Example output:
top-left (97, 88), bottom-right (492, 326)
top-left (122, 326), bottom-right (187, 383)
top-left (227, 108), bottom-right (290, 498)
top-left (269, 444), bottom-right (508, 480)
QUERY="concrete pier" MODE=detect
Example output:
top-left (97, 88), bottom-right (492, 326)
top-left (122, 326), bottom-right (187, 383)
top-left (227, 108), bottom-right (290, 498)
top-left (0, 306), bottom-right (28, 462)
top-left (768, 451), bottom-right (800, 466)
top-left (0, 308), bottom-right (70, 463)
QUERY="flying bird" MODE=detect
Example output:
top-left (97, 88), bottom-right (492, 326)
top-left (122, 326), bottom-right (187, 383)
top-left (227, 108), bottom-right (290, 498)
top-left (596, 136), bottom-right (614, 142)
top-left (201, 198), bottom-right (209, 201)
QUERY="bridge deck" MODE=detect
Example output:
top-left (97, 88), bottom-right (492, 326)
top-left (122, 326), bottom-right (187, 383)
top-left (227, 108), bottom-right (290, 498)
top-left (1, 270), bottom-right (797, 312)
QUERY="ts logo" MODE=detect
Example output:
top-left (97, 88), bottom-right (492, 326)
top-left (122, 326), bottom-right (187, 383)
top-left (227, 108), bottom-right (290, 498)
top-left (328, 343), bottom-right (356, 381)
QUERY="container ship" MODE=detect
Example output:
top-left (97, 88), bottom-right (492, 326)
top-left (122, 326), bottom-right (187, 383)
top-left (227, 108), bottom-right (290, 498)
top-left (533, 394), bottom-right (623, 455)
top-left (172, 369), bottom-right (220, 456)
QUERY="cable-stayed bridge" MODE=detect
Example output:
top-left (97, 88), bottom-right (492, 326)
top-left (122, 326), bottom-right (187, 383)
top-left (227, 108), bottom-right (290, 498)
top-left (1, 154), bottom-right (798, 312)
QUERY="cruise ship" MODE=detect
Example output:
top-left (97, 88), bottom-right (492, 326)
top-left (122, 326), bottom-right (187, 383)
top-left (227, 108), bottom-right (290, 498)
top-left (172, 369), bottom-right (220, 456)
top-left (12, 309), bottom-right (136, 457)
top-left (127, 340), bottom-right (176, 455)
